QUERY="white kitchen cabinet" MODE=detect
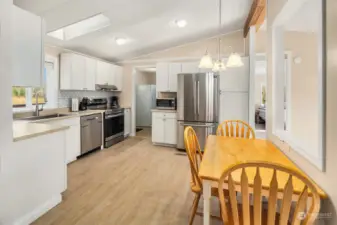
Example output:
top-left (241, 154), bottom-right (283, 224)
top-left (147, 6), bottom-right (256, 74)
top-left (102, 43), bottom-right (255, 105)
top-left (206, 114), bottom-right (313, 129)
top-left (60, 53), bottom-right (96, 91)
top-left (152, 112), bottom-right (177, 145)
top-left (70, 54), bottom-right (86, 90)
top-left (124, 108), bottom-right (131, 137)
top-left (168, 63), bottom-right (181, 92)
top-left (156, 63), bottom-right (181, 92)
top-left (12, 5), bottom-right (44, 87)
top-left (152, 114), bottom-right (165, 143)
top-left (39, 117), bottom-right (81, 164)
top-left (96, 61), bottom-right (115, 85)
top-left (156, 63), bottom-right (169, 92)
top-left (85, 57), bottom-right (96, 90)
top-left (114, 65), bottom-right (123, 91)
top-left (96, 61), bottom-right (110, 85)
top-left (181, 62), bottom-right (200, 73)
top-left (219, 57), bottom-right (249, 92)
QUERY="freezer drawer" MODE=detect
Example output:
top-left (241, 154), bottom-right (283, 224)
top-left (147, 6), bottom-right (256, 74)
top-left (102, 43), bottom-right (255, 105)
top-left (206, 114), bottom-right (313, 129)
top-left (177, 121), bottom-right (217, 150)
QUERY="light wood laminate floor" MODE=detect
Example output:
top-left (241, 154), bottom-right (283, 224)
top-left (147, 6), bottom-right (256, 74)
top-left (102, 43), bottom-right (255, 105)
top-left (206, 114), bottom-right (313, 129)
top-left (32, 135), bottom-right (221, 225)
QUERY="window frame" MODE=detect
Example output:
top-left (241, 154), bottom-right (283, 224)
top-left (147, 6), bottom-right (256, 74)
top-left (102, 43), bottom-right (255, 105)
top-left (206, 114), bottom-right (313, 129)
top-left (271, 0), bottom-right (325, 171)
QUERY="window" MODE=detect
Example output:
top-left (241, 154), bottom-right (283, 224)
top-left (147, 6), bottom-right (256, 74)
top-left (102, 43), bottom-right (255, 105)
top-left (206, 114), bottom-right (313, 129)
top-left (12, 87), bottom-right (27, 107)
top-left (12, 61), bottom-right (56, 111)
top-left (272, 0), bottom-right (324, 170)
top-left (32, 87), bottom-right (47, 105)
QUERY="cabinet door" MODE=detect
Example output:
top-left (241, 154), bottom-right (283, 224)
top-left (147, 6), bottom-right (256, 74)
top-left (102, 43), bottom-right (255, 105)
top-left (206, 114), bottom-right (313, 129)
top-left (219, 57), bottom-right (249, 92)
top-left (114, 66), bottom-right (123, 91)
top-left (12, 5), bottom-right (43, 87)
top-left (181, 62), bottom-right (199, 73)
top-left (107, 64), bottom-right (115, 85)
top-left (219, 92), bottom-right (249, 123)
top-left (168, 63), bottom-right (181, 92)
top-left (66, 124), bottom-right (81, 164)
top-left (60, 54), bottom-right (72, 90)
top-left (164, 118), bottom-right (177, 145)
top-left (156, 63), bottom-right (169, 92)
top-left (85, 57), bottom-right (96, 90)
top-left (152, 114), bottom-right (165, 143)
top-left (71, 54), bottom-right (86, 90)
top-left (96, 61), bottom-right (109, 84)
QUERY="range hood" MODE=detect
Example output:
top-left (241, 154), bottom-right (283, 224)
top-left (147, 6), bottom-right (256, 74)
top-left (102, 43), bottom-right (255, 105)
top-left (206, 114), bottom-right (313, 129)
top-left (95, 84), bottom-right (119, 91)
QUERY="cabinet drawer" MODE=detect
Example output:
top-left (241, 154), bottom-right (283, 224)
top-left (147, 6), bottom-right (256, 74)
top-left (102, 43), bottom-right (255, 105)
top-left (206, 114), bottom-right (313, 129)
top-left (152, 112), bottom-right (177, 119)
top-left (164, 112), bottom-right (177, 119)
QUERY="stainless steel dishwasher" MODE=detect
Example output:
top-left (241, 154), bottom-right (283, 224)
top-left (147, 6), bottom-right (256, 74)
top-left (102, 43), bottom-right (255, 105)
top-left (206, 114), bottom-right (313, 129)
top-left (80, 113), bottom-right (102, 155)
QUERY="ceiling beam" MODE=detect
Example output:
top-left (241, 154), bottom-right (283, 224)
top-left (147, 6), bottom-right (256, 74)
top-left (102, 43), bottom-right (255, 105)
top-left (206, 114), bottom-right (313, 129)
top-left (244, 0), bottom-right (266, 37)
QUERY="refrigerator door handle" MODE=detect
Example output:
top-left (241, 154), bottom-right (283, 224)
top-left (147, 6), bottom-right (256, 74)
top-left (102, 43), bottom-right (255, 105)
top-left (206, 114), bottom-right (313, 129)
top-left (197, 80), bottom-right (200, 116)
top-left (194, 80), bottom-right (197, 116)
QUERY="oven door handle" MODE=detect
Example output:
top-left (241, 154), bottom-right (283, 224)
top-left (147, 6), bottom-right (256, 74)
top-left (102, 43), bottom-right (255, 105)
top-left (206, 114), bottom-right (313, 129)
top-left (105, 113), bottom-right (124, 119)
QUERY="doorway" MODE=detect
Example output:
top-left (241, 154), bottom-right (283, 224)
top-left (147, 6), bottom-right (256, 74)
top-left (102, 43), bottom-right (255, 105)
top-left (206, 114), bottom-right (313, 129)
top-left (135, 67), bottom-right (156, 138)
top-left (254, 54), bottom-right (267, 138)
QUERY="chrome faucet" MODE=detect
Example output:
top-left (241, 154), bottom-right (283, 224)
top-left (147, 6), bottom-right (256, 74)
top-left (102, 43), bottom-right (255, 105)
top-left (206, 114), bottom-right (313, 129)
top-left (35, 90), bottom-right (44, 116)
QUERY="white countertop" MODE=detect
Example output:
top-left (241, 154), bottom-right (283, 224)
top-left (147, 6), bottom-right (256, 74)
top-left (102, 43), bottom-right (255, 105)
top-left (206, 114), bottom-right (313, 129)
top-left (13, 121), bottom-right (69, 142)
top-left (151, 109), bottom-right (177, 113)
top-left (12, 110), bottom-right (106, 142)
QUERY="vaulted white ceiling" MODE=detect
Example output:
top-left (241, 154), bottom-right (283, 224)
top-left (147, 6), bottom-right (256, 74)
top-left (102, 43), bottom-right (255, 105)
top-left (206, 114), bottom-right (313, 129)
top-left (14, 0), bottom-right (253, 62)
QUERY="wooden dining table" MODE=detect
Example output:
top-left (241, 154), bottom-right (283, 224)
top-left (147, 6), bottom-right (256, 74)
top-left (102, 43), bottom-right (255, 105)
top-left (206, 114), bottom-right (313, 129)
top-left (198, 135), bottom-right (327, 225)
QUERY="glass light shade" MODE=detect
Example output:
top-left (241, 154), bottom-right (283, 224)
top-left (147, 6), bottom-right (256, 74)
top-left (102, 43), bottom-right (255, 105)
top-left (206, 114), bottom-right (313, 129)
top-left (199, 53), bottom-right (214, 69)
top-left (212, 60), bottom-right (226, 72)
top-left (227, 53), bottom-right (244, 67)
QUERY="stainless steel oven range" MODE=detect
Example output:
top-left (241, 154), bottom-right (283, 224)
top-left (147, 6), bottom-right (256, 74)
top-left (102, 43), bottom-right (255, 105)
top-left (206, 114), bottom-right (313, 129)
top-left (104, 108), bottom-right (124, 148)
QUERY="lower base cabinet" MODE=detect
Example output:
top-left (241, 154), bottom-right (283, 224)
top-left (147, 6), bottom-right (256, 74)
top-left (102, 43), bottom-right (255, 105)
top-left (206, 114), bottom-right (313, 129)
top-left (152, 112), bottom-right (177, 145)
top-left (39, 117), bottom-right (81, 164)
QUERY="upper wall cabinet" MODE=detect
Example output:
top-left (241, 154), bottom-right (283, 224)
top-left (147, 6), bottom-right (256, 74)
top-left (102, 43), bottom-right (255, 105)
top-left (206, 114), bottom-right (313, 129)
top-left (12, 5), bottom-right (44, 87)
top-left (95, 62), bottom-right (123, 91)
top-left (156, 63), bottom-right (181, 92)
top-left (60, 53), bottom-right (95, 91)
top-left (60, 53), bottom-right (123, 91)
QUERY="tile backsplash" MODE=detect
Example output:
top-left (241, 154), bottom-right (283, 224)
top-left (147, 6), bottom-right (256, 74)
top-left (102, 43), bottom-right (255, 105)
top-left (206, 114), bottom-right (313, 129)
top-left (58, 90), bottom-right (118, 107)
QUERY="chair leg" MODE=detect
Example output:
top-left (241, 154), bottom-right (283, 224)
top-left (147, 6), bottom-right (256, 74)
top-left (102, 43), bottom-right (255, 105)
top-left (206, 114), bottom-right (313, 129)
top-left (189, 193), bottom-right (201, 225)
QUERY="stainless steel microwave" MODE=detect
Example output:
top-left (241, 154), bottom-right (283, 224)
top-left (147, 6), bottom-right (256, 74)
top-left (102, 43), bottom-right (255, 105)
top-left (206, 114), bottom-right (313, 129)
top-left (156, 98), bottom-right (177, 110)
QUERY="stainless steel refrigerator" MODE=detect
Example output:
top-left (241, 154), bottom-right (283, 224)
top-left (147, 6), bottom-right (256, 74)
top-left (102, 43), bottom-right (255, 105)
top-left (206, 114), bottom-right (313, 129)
top-left (177, 73), bottom-right (219, 150)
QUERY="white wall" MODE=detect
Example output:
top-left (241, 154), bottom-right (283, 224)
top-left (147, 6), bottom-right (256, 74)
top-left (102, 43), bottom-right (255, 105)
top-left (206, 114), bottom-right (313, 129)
top-left (266, 0), bottom-right (337, 223)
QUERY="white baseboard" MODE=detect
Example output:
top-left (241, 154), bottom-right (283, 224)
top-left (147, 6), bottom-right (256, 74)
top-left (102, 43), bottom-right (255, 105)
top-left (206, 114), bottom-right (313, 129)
top-left (14, 194), bottom-right (62, 225)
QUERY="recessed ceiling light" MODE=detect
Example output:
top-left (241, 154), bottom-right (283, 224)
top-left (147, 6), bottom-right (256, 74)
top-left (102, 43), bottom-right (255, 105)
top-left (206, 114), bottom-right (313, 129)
top-left (47, 14), bottom-right (110, 41)
top-left (176, 20), bottom-right (187, 28)
top-left (115, 38), bottom-right (127, 45)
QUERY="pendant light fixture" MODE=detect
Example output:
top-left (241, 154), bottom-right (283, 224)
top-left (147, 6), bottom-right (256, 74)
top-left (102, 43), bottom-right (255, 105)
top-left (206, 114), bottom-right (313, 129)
top-left (199, 50), bottom-right (213, 69)
top-left (227, 46), bottom-right (244, 67)
top-left (212, 0), bottom-right (226, 72)
top-left (199, 0), bottom-right (244, 69)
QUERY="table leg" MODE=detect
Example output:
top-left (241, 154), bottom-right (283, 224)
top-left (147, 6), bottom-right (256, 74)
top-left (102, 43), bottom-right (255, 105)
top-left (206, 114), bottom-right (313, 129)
top-left (203, 180), bottom-right (211, 225)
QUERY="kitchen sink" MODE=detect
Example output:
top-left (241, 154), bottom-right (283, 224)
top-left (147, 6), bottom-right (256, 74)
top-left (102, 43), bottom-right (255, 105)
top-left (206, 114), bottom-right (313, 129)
top-left (16, 113), bottom-right (69, 121)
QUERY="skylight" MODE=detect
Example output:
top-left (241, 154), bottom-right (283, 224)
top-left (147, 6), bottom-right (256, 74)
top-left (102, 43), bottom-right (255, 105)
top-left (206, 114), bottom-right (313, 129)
top-left (47, 14), bottom-right (110, 41)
